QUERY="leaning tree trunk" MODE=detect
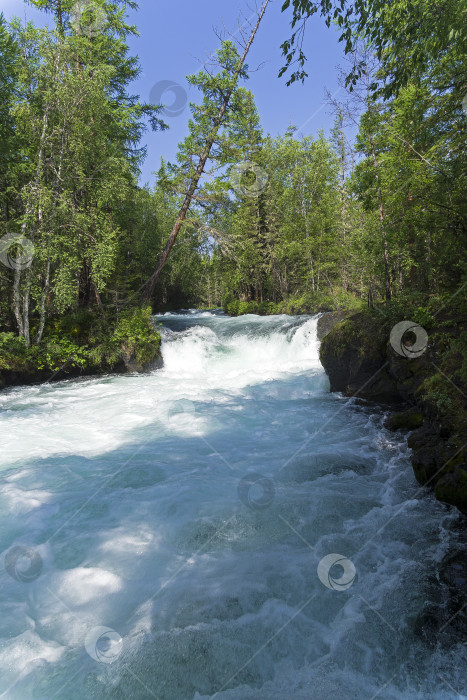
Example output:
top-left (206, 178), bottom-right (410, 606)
top-left (141, 0), bottom-right (270, 303)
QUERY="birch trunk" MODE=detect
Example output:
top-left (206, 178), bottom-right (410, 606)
top-left (16, 106), bottom-right (50, 339)
top-left (36, 259), bottom-right (50, 344)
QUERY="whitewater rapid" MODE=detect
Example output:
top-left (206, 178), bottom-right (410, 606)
top-left (0, 311), bottom-right (464, 699)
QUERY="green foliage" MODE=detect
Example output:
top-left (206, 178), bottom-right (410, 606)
top-left (419, 373), bottom-right (454, 416)
top-left (112, 306), bottom-right (161, 366)
top-left (36, 337), bottom-right (89, 371)
top-left (1, 0), bottom-right (466, 393)
top-left (375, 295), bottom-right (437, 330)
top-left (0, 4), bottom-right (166, 344)
top-left (0, 332), bottom-right (30, 370)
top-left (224, 290), bottom-right (363, 316)
top-left (0, 306), bottom-right (161, 379)
top-left (0, 329), bottom-right (89, 373)
top-left (280, 0), bottom-right (466, 101)
top-left (204, 125), bottom-right (356, 310)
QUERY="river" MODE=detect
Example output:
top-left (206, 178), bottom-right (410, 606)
top-left (0, 310), bottom-right (464, 699)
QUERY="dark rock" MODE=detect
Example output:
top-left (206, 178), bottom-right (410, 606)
top-left (319, 313), bottom-right (401, 403)
top-left (407, 424), bottom-right (439, 451)
top-left (411, 443), bottom-right (447, 485)
top-left (384, 409), bottom-right (424, 432)
top-left (426, 549), bottom-right (467, 641)
top-left (435, 467), bottom-right (467, 514)
top-left (319, 310), bottom-right (467, 515)
top-left (317, 310), bottom-right (354, 341)
top-left (120, 349), bottom-right (163, 373)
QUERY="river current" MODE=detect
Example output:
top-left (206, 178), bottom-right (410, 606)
top-left (0, 310), bottom-right (465, 699)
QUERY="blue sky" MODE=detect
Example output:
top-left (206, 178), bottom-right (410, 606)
top-left (2, 0), bottom-right (350, 187)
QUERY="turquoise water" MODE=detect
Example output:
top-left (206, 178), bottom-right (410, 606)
top-left (0, 311), bottom-right (464, 699)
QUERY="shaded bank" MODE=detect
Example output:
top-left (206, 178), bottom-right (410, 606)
top-left (319, 304), bottom-right (467, 514)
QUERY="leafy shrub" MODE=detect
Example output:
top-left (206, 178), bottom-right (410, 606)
top-left (112, 306), bottom-right (161, 367)
top-left (0, 332), bottom-right (29, 370)
top-left (224, 291), bottom-right (364, 317)
top-left (0, 307), bottom-right (161, 379)
top-left (36, 337), bottom-right (89, 372)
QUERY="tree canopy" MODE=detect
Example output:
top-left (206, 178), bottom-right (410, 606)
top-left (0, 0), bottom-right (465, 353)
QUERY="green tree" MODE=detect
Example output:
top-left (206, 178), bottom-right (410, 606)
top-left (280, 0), bottom-right (466, 100)
top-left (141, 0), bottom-right (271, 301)
top-left (3, 0), bottom-right (165, 342)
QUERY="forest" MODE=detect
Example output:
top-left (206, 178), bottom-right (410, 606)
top-left (1, 3), bottom-right (467, 697)
top-left (0, 0), bottom-right (465, 374)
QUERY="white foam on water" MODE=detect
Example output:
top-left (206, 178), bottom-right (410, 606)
top-left (0, 310), bottom-right (464, 699)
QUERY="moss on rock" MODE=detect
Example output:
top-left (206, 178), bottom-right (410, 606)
top-left (384, 409), bottom-right (424, 431)
top-left (319, 300), bottom-right (467, 515)
top-left (319, 311), bottom-right (401, 402)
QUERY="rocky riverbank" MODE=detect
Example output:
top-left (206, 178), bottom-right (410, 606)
top-left (318, 304), bottom-right (467, 515)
